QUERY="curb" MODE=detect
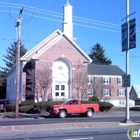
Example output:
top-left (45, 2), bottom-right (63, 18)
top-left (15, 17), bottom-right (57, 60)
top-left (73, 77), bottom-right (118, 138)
top-left (119, 122), bottom-right (140, 126)
top-left (0, 122), bottom-right (140, 132)
top-left (0, 121), bottom-right (140, 132)
top-left (0, 122), bottom-right (120, 132)
top-left (1, 121), bottom-right (140, 132)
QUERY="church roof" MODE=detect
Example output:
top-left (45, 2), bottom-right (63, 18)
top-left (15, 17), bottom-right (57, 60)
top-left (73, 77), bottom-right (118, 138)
top-left (88, 64), bottom-right (125, 76)
top-left (21, 29), bottom-right (92, 63)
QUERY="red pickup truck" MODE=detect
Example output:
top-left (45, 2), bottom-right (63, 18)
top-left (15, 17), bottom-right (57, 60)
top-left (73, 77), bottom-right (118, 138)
top-left (50, 99), bottom-right (99, 118)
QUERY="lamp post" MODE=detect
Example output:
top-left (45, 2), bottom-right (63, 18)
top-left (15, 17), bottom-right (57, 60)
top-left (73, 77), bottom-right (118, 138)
top-left (125, 0), bottom-right (131, 123)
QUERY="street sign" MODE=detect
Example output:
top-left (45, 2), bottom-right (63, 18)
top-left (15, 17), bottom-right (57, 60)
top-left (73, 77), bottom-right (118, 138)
top-left (122, 74), bottom-right (131, 87)
top-left (121, 23), bottom-right (127, 52)
top-left (129, 18), bottom-right (136, 49)
top-left (121, 18), bottom-right (136, 52)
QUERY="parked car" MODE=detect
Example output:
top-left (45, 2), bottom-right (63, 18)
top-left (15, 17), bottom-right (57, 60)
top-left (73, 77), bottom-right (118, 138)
top-left (0, 99), bottom-right (9, 112)
top-left (50, 99), bottom-right (100, 118)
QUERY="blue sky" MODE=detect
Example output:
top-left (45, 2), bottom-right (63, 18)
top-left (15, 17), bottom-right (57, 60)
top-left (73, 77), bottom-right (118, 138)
top-left (0, 0), bottom-right (140, 86)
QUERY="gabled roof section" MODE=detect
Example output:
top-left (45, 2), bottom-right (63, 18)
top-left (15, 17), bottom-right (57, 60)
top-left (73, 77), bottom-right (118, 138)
top-left (31, 32), bottom-right (92, 62)
top-left (88, 64), bottom-right (125, 76)
top-left (21, 29), bottom-right (92, 63)
top-left (63, 34), bottom-right (92, 62)
top-left (132, 85), bottom-right (140, 97)
top-left (20, 29), bottom-right (62, 61)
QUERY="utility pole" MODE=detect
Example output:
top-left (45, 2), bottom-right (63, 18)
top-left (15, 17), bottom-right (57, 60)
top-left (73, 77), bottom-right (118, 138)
top-left (15, 7), bottom-right (23, 118)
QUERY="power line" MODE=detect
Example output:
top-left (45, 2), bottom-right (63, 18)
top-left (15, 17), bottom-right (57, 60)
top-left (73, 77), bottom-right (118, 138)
top-left (0, 38), bottom-right (38, 44)
top-left (1, 2), bottom-right (140, 30)
top-left (2, 9), bottom-right (140, 35)
top-left (0, 4), bottom-right (127, 28)
top-left (0, 51), bottom-right (140, 59)
top-left (2, 8), bottom-right (119, 34)
top-left (0, 2), bottom-right (140, 33)
top-left (1, 13), bottom-right (140, 36)
top-left (0, 2), bottom-right (139, 29)
top-left (73, 23), bottom-right (120, 33)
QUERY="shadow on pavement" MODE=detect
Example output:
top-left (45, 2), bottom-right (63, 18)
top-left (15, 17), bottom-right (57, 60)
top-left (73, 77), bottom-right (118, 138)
top-left (0, 113), bottom-right (85, 119)
top-left (0, 113), bottom-right (51, 119)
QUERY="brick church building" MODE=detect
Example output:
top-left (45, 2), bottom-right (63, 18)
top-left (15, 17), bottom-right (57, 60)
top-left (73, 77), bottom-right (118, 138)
top-left (6, 1), bottom-right (126, 107)
top-left (7, 1), bottom-right (92, 103)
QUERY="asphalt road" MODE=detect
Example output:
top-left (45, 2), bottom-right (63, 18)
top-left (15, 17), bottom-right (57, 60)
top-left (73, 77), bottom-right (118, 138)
top-left (0, 114), bottom-right (140, 126)
top-left (0, 112), bottom-right (140, 139)
top-left (0, 125), bottom-right (138, 140)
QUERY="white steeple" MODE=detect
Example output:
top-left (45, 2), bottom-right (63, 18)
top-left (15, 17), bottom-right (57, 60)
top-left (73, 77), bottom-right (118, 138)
top-left (66, 0), bottom-right (69, 5)
top-left (62, 0), bottom-right (73, 39)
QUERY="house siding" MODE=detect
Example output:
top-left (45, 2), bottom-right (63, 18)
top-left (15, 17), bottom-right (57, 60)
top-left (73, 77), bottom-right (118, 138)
top-left (88, 75), bottom-right (125, 106)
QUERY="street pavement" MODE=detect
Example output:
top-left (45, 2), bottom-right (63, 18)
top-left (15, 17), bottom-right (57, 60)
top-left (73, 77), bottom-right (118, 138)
top-left (0, 110), bottom-right (140, 132)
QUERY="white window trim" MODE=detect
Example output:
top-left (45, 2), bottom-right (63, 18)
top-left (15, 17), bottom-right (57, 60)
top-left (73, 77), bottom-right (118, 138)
top-left (103, 77), bottom-right (110, 84)
top-left (87, 75), bottom-right (94, 84)
top-left (117, 77), bottom-right (122, 85)
top-left (87, 89), bottom-right (94, 96)
top-left (103, 89), bottom-right (110, 96)
top-left (118, 89), bottom-right (125, 96)
top-left (119, 100), bottom-right (125, 105)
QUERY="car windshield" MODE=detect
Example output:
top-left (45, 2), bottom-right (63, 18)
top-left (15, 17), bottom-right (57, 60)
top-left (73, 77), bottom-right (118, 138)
top-left (62, 100), bottom-right (72, 105)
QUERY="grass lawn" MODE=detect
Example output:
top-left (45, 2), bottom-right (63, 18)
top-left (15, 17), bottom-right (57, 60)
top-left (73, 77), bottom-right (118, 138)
top-left (110, 107), bottom-right (126, 112)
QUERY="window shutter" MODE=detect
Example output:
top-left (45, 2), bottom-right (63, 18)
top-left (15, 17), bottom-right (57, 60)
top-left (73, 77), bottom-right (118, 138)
top-left (123, 89), bottom-right (125, 96)
top-left (93, 76), bottom-right (94, 84)
top-left (117, 89), bottom-right (119, 96)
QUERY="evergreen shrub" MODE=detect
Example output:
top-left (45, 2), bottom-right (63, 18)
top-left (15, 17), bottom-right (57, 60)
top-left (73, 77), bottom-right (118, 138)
top-left (5, 100), bottom-right (114, 113)
top-left (20, 100), bottom-right (35, 107)
top-left (99, 102), bottom-right (114, 112)
top-left (82, 100), bottom-right (113, 112)
top-left (19, 106), bottom-right (31, 113)
top-left (89, 96), bottom-right (100, 102)
top-left (6, 104), bottom-right (15, 112)
top-left (35, 101), bottom-right (64, 112)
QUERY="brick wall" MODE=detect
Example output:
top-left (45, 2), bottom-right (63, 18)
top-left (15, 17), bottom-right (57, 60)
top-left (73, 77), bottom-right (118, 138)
top-left (23, 36), bottom-right (88, 100)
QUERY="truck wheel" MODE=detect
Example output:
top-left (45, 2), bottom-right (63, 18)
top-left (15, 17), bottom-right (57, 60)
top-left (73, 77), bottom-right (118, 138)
top-left (59, 110), bottom-right (67, 118)
top-left (86, 109), bottom-right (93, 117)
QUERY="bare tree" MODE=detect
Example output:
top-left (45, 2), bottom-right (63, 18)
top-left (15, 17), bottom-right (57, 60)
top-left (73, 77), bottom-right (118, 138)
top-left (26, 65), bottom-right (52, 102)
top-left (72, 61), bottom-right (89, 100)
top-left (88, 77), bottom-right (114, 101)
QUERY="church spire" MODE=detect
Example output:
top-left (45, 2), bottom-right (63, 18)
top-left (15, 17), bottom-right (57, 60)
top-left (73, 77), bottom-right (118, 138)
top-left (66, 0), bottom-right (69, 5)
top-left (62, 0), bottom-right (73, 39)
